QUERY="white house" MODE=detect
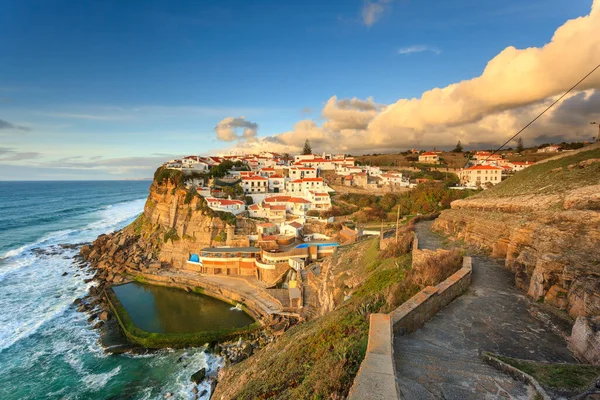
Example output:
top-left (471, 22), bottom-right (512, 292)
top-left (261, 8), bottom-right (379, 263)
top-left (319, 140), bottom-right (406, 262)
top-left (268, 174), bottom-right (286, 193)
top-left (280, 221), bottom-right (303, 237)
top-left (205, 197), bottom-right (245, 215)
top-left (538, 145), bottom-right (561, 153)
top-left (459, 165), bottom-right (502, 187)
top-left (306, 191), bottom-right (331, 211)
top-left (242, 175), bottom-right (268, 194)
top-left (289, 167), bottom-right (317, 180)
top-left (418, 152), bottom-right (440, 164)
top-left (380, 172), bottom-right (403, 185)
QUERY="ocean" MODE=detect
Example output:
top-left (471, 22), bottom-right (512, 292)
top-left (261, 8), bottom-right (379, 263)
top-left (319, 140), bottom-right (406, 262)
top-left (0, 181), bottom-right (218, 400)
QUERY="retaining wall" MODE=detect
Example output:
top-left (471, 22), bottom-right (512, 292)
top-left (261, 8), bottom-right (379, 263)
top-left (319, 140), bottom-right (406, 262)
top-left (391, 256), bottom-right (472, 335)
top-left (348, 256), bottom-right (472, 399)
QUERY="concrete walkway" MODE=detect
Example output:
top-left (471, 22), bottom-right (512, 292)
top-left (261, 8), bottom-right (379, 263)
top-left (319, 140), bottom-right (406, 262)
top-left (394, 221), bottom-right (576, 399)
top-left (155, 269), bottom-right (284, 316)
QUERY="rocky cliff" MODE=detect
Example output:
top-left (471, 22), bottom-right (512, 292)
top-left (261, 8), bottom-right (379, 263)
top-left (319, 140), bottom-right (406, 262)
top-left (82, 172), bottom-right (251, 287)
top-left (433, 147), bottom-right (600, 363)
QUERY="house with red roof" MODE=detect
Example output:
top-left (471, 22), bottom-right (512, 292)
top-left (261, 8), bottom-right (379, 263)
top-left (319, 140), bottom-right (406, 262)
top-left (459, 165), bottom-right (503, 187)
top-left (241, 175), bottom-right (268, 194)
top-left (418, 151), bottom-right (440, 164)
top-left (205, 197), bottom-right (245, 215)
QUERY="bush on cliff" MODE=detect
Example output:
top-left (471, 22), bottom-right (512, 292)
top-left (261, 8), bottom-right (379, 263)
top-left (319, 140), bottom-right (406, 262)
top-left (154, 166), bottom-right (183, 186)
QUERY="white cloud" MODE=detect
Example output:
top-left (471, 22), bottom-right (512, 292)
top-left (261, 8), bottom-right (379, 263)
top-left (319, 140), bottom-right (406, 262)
top-left (215, 116), bottom-right (259, 142)
top-left (230, 1), bottom-right (600, 154)
top-left (398, 45), bottom-right (441, 55)
top-left (362, 0), bottom-right (393, 27)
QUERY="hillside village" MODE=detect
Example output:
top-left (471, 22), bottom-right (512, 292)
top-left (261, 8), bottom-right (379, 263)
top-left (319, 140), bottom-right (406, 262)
top-left (154, 144), bottom-right (589, 289)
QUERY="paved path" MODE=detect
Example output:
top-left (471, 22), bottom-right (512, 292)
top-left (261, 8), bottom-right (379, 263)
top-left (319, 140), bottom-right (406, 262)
top-left (394, 221), bottom-right (576, 399)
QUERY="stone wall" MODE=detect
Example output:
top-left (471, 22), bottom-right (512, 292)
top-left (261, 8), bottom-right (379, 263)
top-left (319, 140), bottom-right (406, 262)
top-left (347, 314), bottom-right (399, 400)
top-left (391, 256), bottom-right (472, 335)
top-left (349, 257), bottom-right (472, 398)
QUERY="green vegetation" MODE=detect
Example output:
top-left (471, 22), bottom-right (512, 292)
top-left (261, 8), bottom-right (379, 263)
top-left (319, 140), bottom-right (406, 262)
top-left (302, 139), bottom-right (312, 155)
top-left (154, 166), bottom-right (183, 186)
top-left (163, 228), bottom-right (180, 243)
top-left (184, 187), bottom-right (197, 204)
top-left (218, 238), bottom-right (422, 399)
top-left (213, 230), bottom-right (227, 242)
top-left (355, 152), bottom-right (468, 169)
top-left (478, 148), bottom-right (600, 198)
top-left (105, 288), bottom-right (260, 348)
top-left (495, 355), bottom-right (600, 393)
top-left (336, 184), bottom-right (477, 223)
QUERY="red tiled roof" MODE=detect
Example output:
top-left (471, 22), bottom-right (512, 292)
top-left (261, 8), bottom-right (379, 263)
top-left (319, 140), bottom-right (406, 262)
top-left (257, 222), bottom-right (276, 228)
top-left (287, 222), bottom-right (302, 229)
top-left (421, 152), bottom-right (438, 156)
top-left (290, 179), bottom-right (303, 183)
top-left (265, 196), bottom-right (292, 203)
top-left (269, 174), bottom-right (284, 178)
top-left (344, 175), bottom-right (353, 180)
top-left (248, 204), bottom-right (259, 210)
top-left (290, 197), bottom-right (311, 204)
top-left (261, 167), bottom-right (276, 171)
top-left (242, 175), bottom-right (268, 180)
top-left (465, 165), bottom-right (503, 171)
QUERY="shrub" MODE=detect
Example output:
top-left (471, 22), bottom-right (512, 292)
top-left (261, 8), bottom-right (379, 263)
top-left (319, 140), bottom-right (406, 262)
top-left (163, 228), bottom-right (180, 243)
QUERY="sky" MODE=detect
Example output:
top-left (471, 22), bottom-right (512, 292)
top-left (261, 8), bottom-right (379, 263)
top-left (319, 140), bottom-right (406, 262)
top-left (1, 0), bottom-right (599, 180)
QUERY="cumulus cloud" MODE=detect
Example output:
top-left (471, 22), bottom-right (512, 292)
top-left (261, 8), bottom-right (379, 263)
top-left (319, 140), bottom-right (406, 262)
top-left (227, 1), bottom-right (600, 154)
top-left (398, 45), bottom-right (441, 55)
top-left (215, 116), bottom-right (259, 142)
top-left (0, 118), bottom-right (30, 131)
top-left (362, 0), bottom-right (392, 27)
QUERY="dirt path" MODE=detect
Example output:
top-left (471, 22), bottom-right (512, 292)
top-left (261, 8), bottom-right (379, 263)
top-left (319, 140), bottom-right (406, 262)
top-left (393, 221), bottom-right (576, 399)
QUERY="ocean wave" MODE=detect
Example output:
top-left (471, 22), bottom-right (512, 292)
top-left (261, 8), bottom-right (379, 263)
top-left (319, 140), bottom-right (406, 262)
top-left (81, 366), bottom-right (122, 391)
top-left (0, 197), bottom-right (145, 261)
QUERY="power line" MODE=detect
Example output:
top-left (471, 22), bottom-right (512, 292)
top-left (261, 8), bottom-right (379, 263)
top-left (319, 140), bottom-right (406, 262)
top-left (483, 62), bottom-right (600, 163)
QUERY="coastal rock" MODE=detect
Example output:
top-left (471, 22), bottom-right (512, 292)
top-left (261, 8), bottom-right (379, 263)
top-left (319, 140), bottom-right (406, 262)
top-left (99, 311), bottom-right (110, 321)
top-left (569, 316), bottom-right (600, 365)
top-left (190, 368), bottom-right (206, 384)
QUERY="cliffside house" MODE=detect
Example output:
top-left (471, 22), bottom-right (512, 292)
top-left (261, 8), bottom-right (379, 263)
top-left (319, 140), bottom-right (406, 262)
top-left (459, 165), bottom-right (503, 187)
top-left (205, 197), bottom-right (245, 215)
top-left (289, 167), bottom-right (317, 180)
top-left (185, 243), bottom-right (338, 284)
top-left (242, 175), bottom-right (268, 194)
top-left (418, 152), bottom-right (440, 164)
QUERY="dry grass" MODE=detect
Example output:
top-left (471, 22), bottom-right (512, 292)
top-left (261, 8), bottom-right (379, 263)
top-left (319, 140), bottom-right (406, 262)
top-left (412, 248), bottom-right (463, 287)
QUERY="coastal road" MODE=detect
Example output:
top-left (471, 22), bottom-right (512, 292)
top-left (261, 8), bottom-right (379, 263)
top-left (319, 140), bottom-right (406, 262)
top-left (393, 221), bottom-right (576, 399)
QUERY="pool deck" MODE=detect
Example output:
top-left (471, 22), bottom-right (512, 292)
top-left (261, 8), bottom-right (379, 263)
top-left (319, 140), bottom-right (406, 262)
top-left (133, 269), bottom-right (287, 319)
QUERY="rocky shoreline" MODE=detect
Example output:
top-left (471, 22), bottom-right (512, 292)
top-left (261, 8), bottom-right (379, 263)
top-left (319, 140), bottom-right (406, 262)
top-left (66, 229), bottom-right (288, 398)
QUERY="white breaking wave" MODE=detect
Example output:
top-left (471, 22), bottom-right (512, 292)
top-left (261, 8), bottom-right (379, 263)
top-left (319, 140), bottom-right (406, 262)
top-left (81, 366), bottom-right (122, 391)
top-left (0, 198), bottom-right (145, 352)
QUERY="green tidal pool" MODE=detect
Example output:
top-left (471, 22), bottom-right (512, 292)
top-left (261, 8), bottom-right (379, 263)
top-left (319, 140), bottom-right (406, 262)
top-left (112, 282), bottom-right (254, 333)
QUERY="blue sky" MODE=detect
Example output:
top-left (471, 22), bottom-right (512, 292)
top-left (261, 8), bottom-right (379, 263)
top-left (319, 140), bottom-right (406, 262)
top-left (0, 0), bottom-right (597, 179)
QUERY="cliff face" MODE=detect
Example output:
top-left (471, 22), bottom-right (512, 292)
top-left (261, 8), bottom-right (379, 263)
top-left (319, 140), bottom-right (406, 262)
top-left (83, 178), bottom-right (249, 284)
top-left (433, 150), bottom-right (600, 321)
top-left (140, 180), bottom-right (244, 269)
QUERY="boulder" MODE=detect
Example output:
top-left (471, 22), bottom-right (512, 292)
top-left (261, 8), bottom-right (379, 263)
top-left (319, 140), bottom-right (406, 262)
top-left (569, 316), bottom-right (600, 365)
top-left (190, 368), bottom-right (206, 384)
top-left (99, 311), bottom-right (110, 321)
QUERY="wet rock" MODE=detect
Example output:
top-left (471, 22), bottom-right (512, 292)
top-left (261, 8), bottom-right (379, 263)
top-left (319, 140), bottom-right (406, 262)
top-left (73, 298), bottom-right (83, 306)
top-left (199, 389), bottom-right (207, 397)
top-left (99, 311), bottom-right (110, 321)
top-left (190, 368), bottom-right (206, 384)
top-left (62, 272), bottom-right (68, 276)
top-left (93, 321), bottom-right (104, 330)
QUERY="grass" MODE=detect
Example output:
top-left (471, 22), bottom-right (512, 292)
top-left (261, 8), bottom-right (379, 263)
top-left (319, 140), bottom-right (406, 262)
top-left (477, 148), bottom-right (600, 198)
top-left (495, 355), bottom-right (600, 393)
top-left (214, 239), bottom-right (422, 399)
top-left (105, 287), bottom-right (261, 348)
